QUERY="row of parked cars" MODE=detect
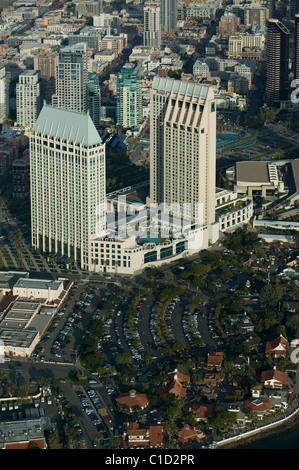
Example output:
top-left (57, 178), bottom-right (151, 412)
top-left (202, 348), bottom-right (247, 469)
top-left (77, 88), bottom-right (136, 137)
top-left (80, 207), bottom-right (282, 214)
top-left (182, 306), bottom-right (206, 349)
top-left (76, 388), bottom-right (108, 437)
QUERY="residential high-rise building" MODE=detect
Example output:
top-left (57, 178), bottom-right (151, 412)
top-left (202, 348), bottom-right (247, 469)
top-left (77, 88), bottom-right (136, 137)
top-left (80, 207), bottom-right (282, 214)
top-left (149, 76), bottom-right (216, 225)
top-left (52, 43), bottom-right (88, 113)
top-left (143, 4), bottom-right (161, 48)
top-left (116, 64), bottom-right (142, 128)
top-left (291, 0), bottom-right (299, 19)
top-left (16, 70), bottom-right (41, 129)
top-left (0, 67), bottom-right (10, 124)
top-left (160, 0), bottom-right (177, 33)
top-left (218, 12), bottom-right (240, 38)
top-left (30, 105), bottom-right (106, 270)
top-left (74, 0), bottom-right (101, 17)
top-left (244, 5), bottom-right (269, 27)
top-left (33, 53), bottom-right (58, 80)
top-left (34, 52), bottom-right (58, 103)
top-left (12, 156), bottom-right (30, 199)
top-left (88, 72), bottom-right (101, 131)
top-left (265, 19), bottom-right (290, 107)
top-left (294, 14), bottom-right (299, 81)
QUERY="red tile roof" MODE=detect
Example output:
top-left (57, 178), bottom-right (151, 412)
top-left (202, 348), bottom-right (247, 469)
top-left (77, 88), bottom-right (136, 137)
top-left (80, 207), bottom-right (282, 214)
top-left (201, 373), bottom-right (222, 385)
top-left (207, 352), bottom-right (224, 367)
top-left (261, 369), bottom-right (287, 385)
top-left (116, 391), bottom-right (149, 409)
top-left (177, 425), bottom-right (204, 444)
top-left (251, 385), bottom-right (262, 391)
top-left (191, 403), bottom-right (215, 420)
top-left (265, 335), bottom-right (289, 355)
top-left (169, 371), bottom-right (190, 383)
top-left (4, 439), bottom-right (46, 449)
top-left (126, 423), bottom-right (164, 448)
top-left (149, 425), bottom-right (164, 447)
top-left (156, 380), bottom-right (187, 398)
top-left (244, 397), bottom-right (271, 412)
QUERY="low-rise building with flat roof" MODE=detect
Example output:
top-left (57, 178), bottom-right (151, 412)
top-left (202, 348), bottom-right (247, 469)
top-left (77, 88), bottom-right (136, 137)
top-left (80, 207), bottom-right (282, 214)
top-left (0, 272), bottom-right (72, 357)
top-left (13, 278), bottom-right (64, 302)
top-left (0, 407), bottom-right (51, 449)
top-left (234, 161), bottom-right (280, 196)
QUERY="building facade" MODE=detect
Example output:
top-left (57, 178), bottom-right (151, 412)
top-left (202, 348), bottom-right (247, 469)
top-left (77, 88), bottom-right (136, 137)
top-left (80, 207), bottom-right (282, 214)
top-left (148, 76), bottom-right (216, 226)
top-left (160, 0), bottom-right (177, 33)
top-left (143, 4), bottom-right (161, 49)
top-left (116, 64), bottom-right (142, 129)
top-left (30, 105), bottom-right (106, 270)
top-left (0, 67), bottom-right (10, 124)
top-left (294, 14), bottom-right (299, 81)
top-left (88, 72), bottom-right (101, 131)
top-left (52, 43), bottom-right (88, 113)
top-left (16, 71), bottom-right (41, 130)
top-left (265, 19), bottom-right (290, 107)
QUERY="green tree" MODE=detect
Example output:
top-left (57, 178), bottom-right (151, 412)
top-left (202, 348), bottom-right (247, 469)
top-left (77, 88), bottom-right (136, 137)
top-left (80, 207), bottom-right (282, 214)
top-left (108, 436), bottom-right (122, 449)
top-left (260, 284), bottom-right (283, 309)
top-left (115, 353), bottom-right (132, 365)
top-left (212, 406), bottom-right (237, 434)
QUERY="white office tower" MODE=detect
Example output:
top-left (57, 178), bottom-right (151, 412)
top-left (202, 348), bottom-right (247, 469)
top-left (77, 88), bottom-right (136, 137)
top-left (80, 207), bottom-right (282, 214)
top-left (52, 43), bottom-right (88, 113)
top-left (30, 105), bottom-right (106, 270)
top-left (160, 0), bottom-right (177, 33)
top-left (143, 5), bottom-right (161, 48)
top-left (149, 76), bottom-right (216, 226)
top-left (0, 67), bottom-right (10, 124)
top-left (16, 70), bottom-right (41, 129)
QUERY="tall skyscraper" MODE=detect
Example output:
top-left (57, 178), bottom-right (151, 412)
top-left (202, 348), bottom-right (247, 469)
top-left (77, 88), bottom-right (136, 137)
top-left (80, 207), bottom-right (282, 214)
top-left (149, 77), bottom-right (216, 225)
top-left (116, 64), bottom-right (142, 128)
top-left (265, 19), bottom-right (290, 106)
top-left (0, 67), bottom-right (10, 124)
top-left (52, 43), bottom-right (88, 113)
top-left (291, 0), bottom-right (299, 19)
top-left (294, 14), bottom-right (299, 81)
top-left (34, 52), bottom-right (58, 103)
top-left (160, 0), bottom-right (177, 33)
top-left (88, 72), bottom-right (101, 131)
top-left (16, 70), bottom-right (41, 129)
top-left (34, 53), bottom-right (58, 81)
top-left (143, 4), bottom-right (161, 48)
top-left (30, 105), bottom-right (106, 269)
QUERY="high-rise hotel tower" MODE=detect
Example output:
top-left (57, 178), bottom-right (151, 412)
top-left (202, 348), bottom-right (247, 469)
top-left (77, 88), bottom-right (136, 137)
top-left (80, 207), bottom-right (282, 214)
top-left (30, 105), bottom-right (106, 270)
top-left (52, 43), bottom-right (88, 113)
top-left (149, 76), bottom-right (216, 226)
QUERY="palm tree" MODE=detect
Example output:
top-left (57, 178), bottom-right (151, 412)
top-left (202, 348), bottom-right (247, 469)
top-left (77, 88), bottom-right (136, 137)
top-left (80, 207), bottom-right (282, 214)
top-left (95, 431), bottom-right (104, 444)
top-left (5, 382), bottom-right (16, 398)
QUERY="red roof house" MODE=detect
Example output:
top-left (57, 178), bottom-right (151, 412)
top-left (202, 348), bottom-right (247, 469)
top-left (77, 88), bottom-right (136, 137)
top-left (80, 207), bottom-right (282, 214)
top-left (177, 425), bottom-right (205, 445)
top-left (116, 390), bottom-right (149, 412)
top-left (260, 368), bottom-right (287, 389)
top-left (206, 352), bottom-right (224, 370)
top-left (265, 335), bottom-right (289, 358)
